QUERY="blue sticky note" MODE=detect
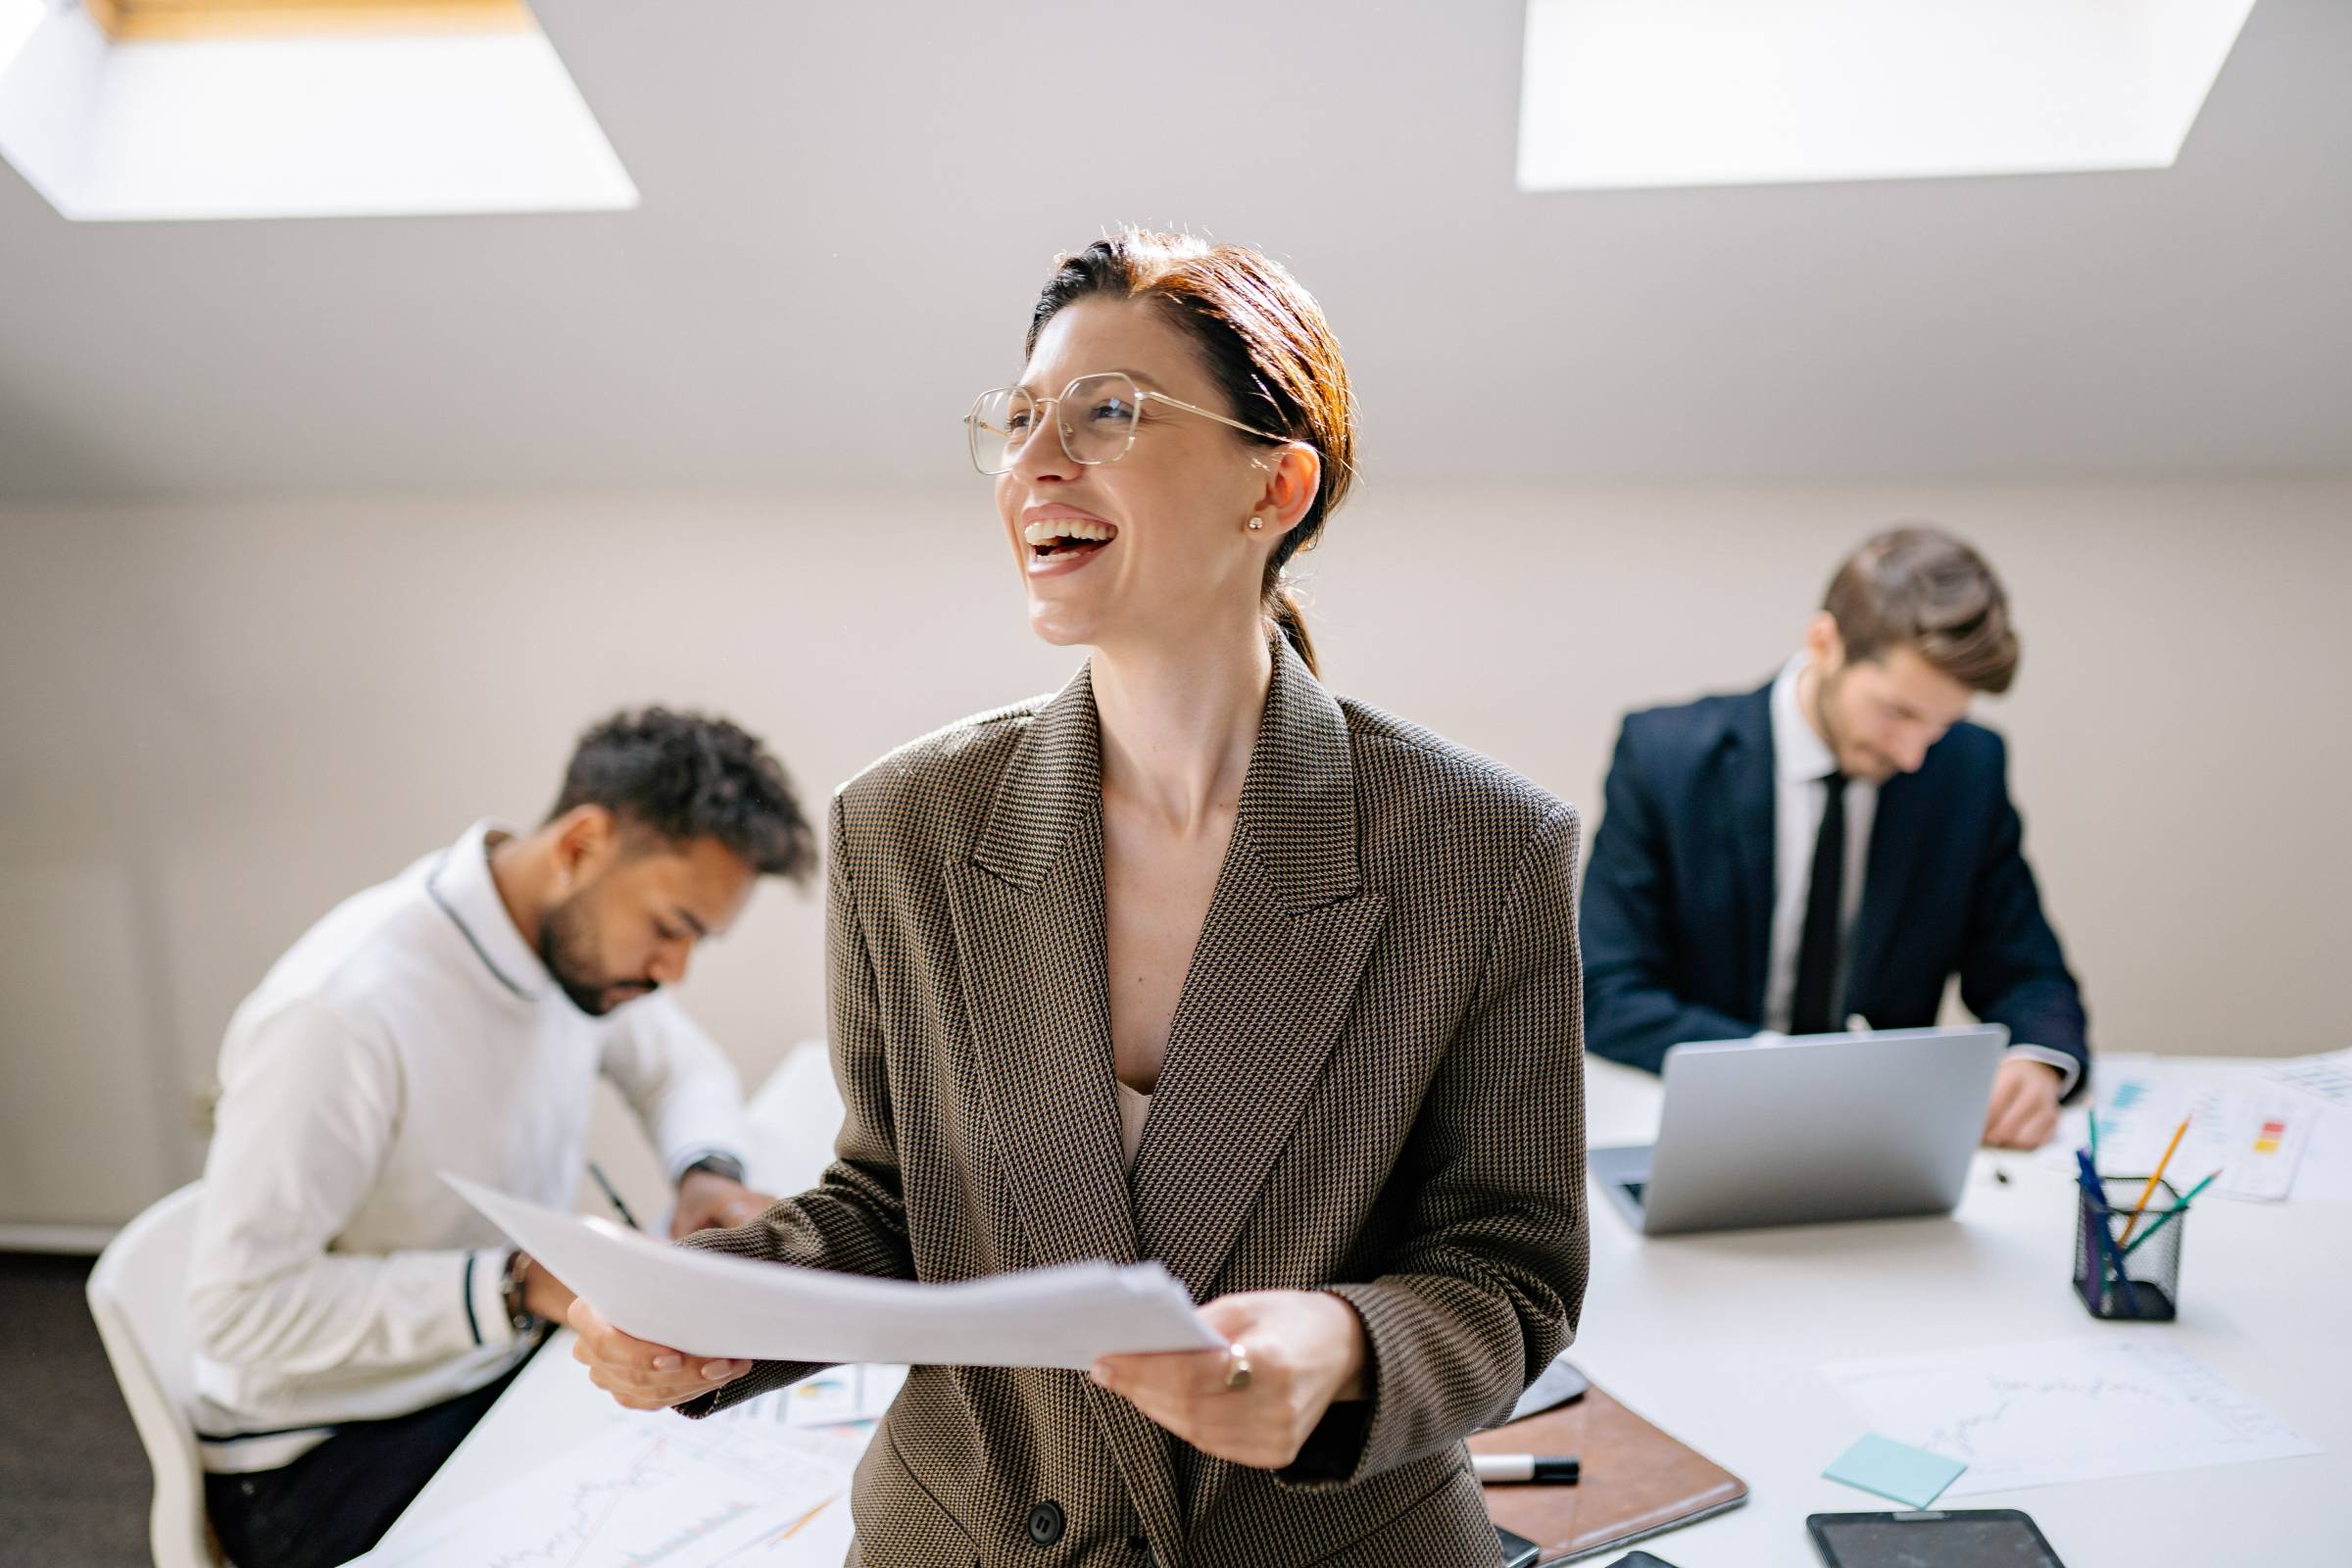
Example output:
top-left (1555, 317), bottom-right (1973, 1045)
top-left (1823, 1433), bottom-right (1967, 1508)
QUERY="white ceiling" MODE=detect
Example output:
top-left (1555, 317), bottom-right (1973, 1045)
top-left (2, 0), bottom-right (2346, 503)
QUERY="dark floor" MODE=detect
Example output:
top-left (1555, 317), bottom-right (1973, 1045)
top-left (1, 1251), bottom-right (153, 1567)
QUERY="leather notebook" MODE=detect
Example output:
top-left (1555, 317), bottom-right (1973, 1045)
top-left (1471, 1376), bottom-right (1747, 1563)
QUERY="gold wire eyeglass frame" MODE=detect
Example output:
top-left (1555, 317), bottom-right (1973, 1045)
top-left (962, 372), bottom-right (1294, 476)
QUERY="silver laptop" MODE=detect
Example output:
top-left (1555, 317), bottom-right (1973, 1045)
top-left (1590, 1025), bottom-right (2007, 1235)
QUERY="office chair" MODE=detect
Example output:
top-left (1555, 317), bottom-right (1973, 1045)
top-left (85, 1182), bottom-right (223, 1568)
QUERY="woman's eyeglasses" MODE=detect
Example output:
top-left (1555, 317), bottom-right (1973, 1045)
top-left (963, 371), bottom-right (1291, 476)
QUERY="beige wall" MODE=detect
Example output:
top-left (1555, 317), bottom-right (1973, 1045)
top-left (4, 478), bottom-right (2347, 1229)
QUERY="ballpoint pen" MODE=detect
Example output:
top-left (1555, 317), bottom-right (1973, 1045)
top-left (587, 1160), bottom-right (642, 1230)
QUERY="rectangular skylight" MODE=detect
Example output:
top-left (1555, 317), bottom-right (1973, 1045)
top-left (0, 0), bottom-right (46, 72)
top-left (0, 0), bottom-right (635, 220)
top-left (1518, 0), bottom-right (2259, 192)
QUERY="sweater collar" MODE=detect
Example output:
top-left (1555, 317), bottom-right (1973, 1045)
top-left (423, 818), bottom-right (552, 1003)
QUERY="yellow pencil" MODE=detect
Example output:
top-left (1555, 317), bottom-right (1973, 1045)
top-left (2117, 1114), bottom-right (2190, 1246)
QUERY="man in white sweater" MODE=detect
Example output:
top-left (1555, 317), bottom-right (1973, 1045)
top-left (187, 708), bottom-right (817, 1568)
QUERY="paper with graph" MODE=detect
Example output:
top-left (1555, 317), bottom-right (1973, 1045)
top-left (448, 1174), bottom-right (1222, 1368)
top-left (718, 1362), bottom-right (907, 1431)
top-left (355, 1418), bottom-right (861, 1567)
top-left (1822, 1335), bottom-right (2317, 1495)
top-left (2043, 1056), bottom-right (2316, 1201)
top-left (2268, 1047), bottom-right (2352, 1106)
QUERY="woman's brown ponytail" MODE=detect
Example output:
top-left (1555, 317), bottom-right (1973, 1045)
top-left (1263, 566), bottom-right (1319, 679)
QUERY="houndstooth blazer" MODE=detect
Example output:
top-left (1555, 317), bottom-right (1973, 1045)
top-left (677, 638), bottom-right (1588, 1567)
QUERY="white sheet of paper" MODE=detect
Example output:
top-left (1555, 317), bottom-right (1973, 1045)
top-left (2284, 1102), bottom-right (2352, 1202)
top-left (355, 1416), bottom-right (861, 1566)
top-left (713, 1363), bottom-right (908, 1431)
top-left (2268, 1047), bottom-right (2352, 1106)
top-left (1822, 1335), bottom-right (2319, 1495)
top-left (448, 1175), bottom-right (1223, 1368)
top-left (2040, 1058), bottom-right (2314, 1201)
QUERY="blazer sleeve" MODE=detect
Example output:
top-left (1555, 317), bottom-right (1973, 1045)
top-left (1283, 801), bottom-right (1591, 1489)
top-left (671, 791), bottom-right (916, 1415)
top-left (1580, 719), bottom-right (1754, 1073)
top-left (1957, 734), bottom-right (2090, 1098)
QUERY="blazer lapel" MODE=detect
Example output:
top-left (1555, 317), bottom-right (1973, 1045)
top-left (1722, 684), bottom-right (1778, 1018)
top-left (1130, 641), bottom-right (1390, 1303)
top-left (943, 645), bottom-right (1391, 1562)
top-left (942, 665), bottom-right (1188, 1557)
top-left (945, 662), bottom-right (1140, 1274)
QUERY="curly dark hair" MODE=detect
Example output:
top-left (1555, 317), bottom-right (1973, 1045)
top-left (546, 708), bottom-right (816, 884)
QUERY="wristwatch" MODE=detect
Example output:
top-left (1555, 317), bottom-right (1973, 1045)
top-left (499, 1248), bottom-right (538, 1337)
top-left (682, 1153), bottom-right (746, 1185)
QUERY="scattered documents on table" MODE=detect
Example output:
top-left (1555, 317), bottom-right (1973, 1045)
top-left (1823, 1432), bottom-right (1966, 1507)
top-left (449, 1174), bottom-right (1223, 1368)
top-left (718, 1362), bottom-right (907, 1431)
top-left (2284, 1102), bottom-right (2352, 1202)
top-left (2046, 1057), bottom-right (2312, 1201)
top-left (1821, 1335), bottom-right (2318, 1495)
top-left (2268, 1047), bottom-right (2352, 1106)
top-left (354, 1418), bottom-right (861, 1566)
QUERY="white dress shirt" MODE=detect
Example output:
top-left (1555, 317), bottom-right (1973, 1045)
top-left (1763, 655), bottom-right (1877, 1034)
top-left (1760, 655), bottom-right (2082, 1094)
top-left (187, 820), bottom-right (751, 1472)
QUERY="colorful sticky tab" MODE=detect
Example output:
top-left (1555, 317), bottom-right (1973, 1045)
top-left (1824, 1432), bottom-right (1968, 1508)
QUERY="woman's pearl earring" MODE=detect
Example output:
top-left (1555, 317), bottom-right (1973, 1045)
top-left (1248, 516), bottom-right (1265, 531)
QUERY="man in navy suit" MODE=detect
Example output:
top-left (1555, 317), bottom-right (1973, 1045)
top-left (1582, 526), bottom-right (2087, 1149)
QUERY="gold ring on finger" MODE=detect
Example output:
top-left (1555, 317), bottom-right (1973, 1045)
top-left (1223, 1343), bottom-right (1252, 1393)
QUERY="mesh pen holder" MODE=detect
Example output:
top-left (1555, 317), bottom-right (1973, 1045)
top-left (2075, 1175), bottom-right (2183, 1321)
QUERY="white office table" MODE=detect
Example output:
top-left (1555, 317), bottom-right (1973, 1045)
top-left (383, 1054), bottom-right (2350, 1565)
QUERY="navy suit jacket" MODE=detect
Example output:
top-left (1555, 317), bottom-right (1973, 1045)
top-left (1580, 679), bottom-right (2088, 1093)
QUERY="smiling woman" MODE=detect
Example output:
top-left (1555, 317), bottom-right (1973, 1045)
top-left (1004, 233), bottom-right (1359, 677)
top-left (566, 227), bottom-right (1590, 1568)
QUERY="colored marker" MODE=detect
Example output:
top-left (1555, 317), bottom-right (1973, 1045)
top-left (2121, 1169), bottom-right (2221, 1257)
top-left (2076, 1148), bottom-right (2141, 1315)
top-left (1474, 1453), bottom-right (1581, 1485)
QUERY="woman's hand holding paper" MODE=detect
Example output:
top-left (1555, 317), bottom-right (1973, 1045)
top-left (567, 1297), bottom-right (751, 1411)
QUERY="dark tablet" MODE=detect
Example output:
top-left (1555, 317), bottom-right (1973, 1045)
top-left (1495, 1525), bottom-right (1543, 1567)
top-left (1808, 1509), bottom-right (2068, 1567)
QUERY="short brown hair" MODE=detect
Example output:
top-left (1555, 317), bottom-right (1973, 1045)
top-left (1823, 526), bottom-right (2020, 695)
top-left (1025, 229), bottom-right (1356, 678)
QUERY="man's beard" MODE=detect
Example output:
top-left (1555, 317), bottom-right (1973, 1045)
top-left (1812, 668), bottom-right (1888, 783)
top-left (538, 894), bottom-right (655, 1017)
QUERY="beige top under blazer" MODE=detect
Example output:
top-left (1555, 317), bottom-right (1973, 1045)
top-left (680, 639), bottom-right (1590, 1568)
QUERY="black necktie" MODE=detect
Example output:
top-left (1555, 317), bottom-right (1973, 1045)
top-left (1790, 770), bottom-right (1847, 1036)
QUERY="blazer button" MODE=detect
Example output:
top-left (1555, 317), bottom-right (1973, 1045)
top-left (1025, 1500), bottom-right (1065, 1547)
